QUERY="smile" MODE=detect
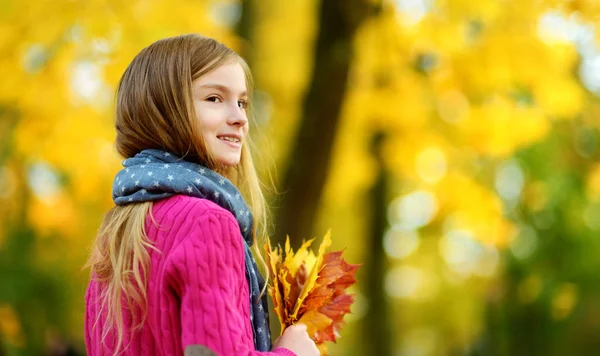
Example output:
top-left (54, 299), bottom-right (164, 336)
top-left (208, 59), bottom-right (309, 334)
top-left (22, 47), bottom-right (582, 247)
top-left (219, 136), bottom-right (240, 143)
top-left (217, 135), bottom-right (242, 148)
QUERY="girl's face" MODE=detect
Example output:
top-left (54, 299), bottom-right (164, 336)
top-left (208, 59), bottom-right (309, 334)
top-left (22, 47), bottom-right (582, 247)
top-left (192, 61), bottom-right (249, 167)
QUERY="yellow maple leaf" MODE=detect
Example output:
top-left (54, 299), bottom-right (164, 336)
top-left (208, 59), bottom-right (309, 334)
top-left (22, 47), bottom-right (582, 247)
top-left (297, 309), bottom-right (333, 341)
top-left (292, 231), bottom-right (332, 318)
top-left (265, 242), bottom-right (286, 330)
top-left (265, 230), bottom-right (360, 354)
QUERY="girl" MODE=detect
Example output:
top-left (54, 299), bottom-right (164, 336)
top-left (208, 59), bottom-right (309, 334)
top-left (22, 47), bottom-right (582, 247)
top-left (84, 34), bottom-right (319, 356)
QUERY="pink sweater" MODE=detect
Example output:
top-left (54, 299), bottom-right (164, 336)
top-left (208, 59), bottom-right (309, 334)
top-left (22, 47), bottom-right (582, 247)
top-left (85, 195), bottom-right (295, 356)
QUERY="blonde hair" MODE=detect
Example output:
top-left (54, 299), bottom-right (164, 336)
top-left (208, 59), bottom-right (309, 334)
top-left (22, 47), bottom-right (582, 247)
top-left (85, 34), bottom-right (270, 354)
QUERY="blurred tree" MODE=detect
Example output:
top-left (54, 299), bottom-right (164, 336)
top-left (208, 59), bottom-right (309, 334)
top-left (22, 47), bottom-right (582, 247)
top-left (363, 130), bottom-right (395, 355)
top-left (235, 0), bottom-right (254, 62)
top-left (273, 0), bottom-right (381, 247)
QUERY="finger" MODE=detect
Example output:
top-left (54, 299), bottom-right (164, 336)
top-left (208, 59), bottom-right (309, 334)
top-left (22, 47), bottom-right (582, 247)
top-left (294, 323), bottom-right (307, 331)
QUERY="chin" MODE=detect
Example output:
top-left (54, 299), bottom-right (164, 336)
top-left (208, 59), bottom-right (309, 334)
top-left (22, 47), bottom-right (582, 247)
top-left (218, 156), bottom-right (241, 167)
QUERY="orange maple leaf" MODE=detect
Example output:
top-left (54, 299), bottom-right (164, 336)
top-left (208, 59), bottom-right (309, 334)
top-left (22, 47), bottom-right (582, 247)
top-left (265, 231), bottom-right (361, 355)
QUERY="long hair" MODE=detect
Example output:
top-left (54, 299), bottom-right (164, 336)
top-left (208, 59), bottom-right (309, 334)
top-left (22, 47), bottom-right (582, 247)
top-left (85, 34), bottom-right (270, 354)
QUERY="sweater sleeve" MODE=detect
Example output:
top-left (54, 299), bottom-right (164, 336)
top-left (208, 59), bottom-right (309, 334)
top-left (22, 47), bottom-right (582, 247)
top-left (164, 209), bottom-right (296, 356)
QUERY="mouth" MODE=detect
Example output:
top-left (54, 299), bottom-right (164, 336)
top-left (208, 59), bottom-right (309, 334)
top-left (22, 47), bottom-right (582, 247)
top-left (217, 134), bottom-right (242, 147)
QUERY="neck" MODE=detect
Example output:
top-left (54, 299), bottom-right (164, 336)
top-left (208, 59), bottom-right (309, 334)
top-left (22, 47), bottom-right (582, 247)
top-left (217, 165), bottom-right (240, 186)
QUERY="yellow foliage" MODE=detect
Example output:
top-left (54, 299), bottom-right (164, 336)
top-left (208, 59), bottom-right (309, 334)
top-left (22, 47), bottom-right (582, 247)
top-left (549, 0), bottom-right (600, 19)
top-left (586, 164), bottom-right (600, 200)
top-left (436, 173), bottom-right (515, 246)
top-left (0, 162), bottom-right (24, 245)
top-left (28, 192), bottom-right (78, 238)
top-left (534, 76), bottom-right (585, 120)
top-left (438, 0), bottom-right (503, 23)
top-left (0, 304), bottom-right (25, 347)
top-left (436, 89), bottom-right (470, 124)
top-left (460, 95), bottom-right (550, 157)
top-left (383, 130), bottom-right (451, 181)
top-left (552, 283), bottom-right (579, 320)
top-left (419, 18), bottom-right (470, 55)
top-left (321, 103), bottom-right (378, 206)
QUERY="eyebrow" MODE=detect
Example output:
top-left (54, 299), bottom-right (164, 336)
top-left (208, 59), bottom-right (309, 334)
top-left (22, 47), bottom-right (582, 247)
top-left (198, 83), bottom-right (247, 97)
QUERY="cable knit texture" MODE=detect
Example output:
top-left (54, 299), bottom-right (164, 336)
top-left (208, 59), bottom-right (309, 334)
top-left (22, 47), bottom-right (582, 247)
top-left (85, 195), bottom-right (296, 356)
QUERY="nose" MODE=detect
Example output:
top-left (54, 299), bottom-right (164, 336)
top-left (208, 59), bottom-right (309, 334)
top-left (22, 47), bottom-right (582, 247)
top-left (227, 102), bottom-right (248, 127)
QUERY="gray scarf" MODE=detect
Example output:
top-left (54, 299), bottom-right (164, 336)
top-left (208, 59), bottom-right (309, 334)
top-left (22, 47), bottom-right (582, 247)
top-left (112, 149), bottom-right (271, 351)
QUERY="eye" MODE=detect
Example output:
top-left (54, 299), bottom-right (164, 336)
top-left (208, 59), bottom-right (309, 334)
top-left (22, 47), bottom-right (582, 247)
top-left (237, 99), bottom-right (248, 109)
top-left (206, 96), bottom-right (222, 103)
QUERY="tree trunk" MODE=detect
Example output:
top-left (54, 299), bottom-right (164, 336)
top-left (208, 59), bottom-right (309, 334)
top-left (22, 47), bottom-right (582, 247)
top-left (362, 131), bottom-right (395, 355)
top-left (274, 0), bottom-right (378, 247)
top-left (235, 0), bottom-right (254, 65)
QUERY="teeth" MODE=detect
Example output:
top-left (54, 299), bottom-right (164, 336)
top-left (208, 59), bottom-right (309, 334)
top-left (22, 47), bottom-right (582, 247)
top-left (221, 136), bottom-right (240, 143)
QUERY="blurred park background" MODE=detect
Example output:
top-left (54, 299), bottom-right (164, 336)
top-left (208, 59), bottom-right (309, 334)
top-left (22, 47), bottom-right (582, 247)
top-left (2, 0), bottom-right (600, 355)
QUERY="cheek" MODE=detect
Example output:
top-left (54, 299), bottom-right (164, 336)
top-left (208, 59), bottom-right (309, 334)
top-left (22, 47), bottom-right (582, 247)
top-left (196, 110), bottom-right (220, 133)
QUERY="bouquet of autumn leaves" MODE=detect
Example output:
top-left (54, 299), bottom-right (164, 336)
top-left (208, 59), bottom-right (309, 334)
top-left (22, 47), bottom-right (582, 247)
top-left (265, 231), bottom-right (360, 355)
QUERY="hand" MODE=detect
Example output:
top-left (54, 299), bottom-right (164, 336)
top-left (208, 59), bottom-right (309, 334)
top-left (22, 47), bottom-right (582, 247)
top-left (272, 323), bottom-right (320, 356)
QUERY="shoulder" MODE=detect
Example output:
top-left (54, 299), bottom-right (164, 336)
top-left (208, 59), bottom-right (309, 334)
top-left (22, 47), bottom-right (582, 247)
top-left (153, 195), bottom-right (238, 227)
top-left (152, 195), bottom-right (243, 253)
